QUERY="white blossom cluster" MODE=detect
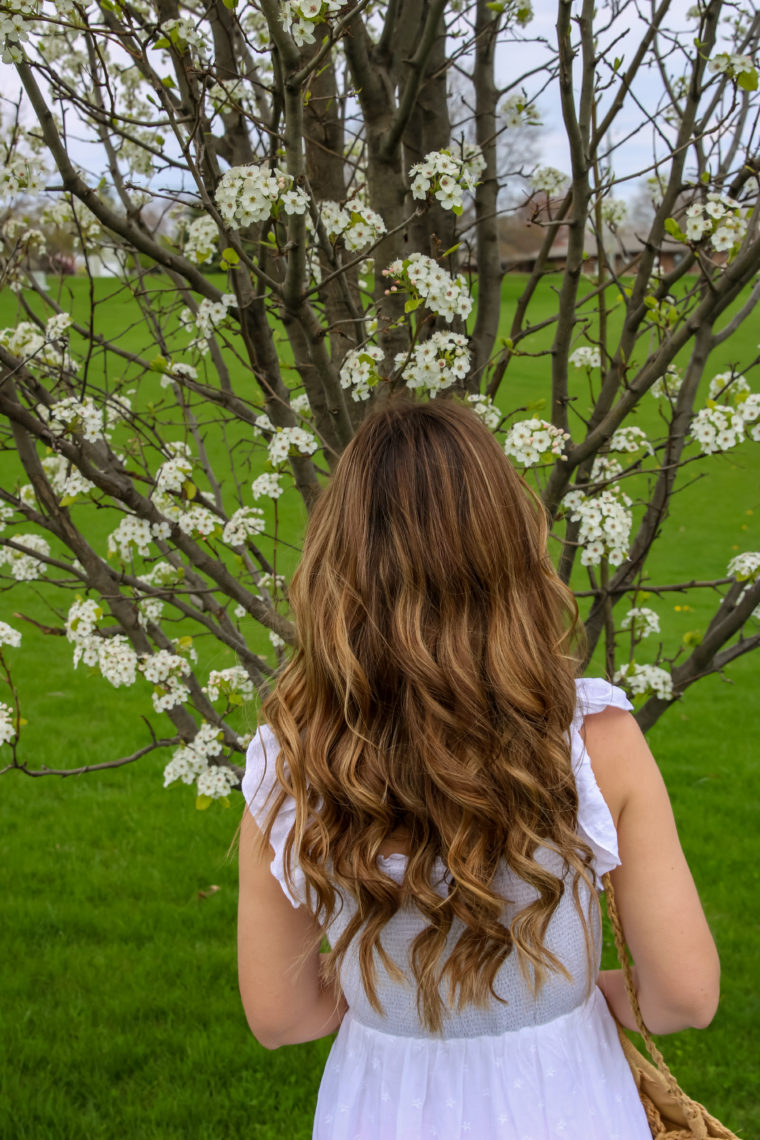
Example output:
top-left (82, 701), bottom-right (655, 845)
top-left (163, 721), bottom-right (233, 797)
top-left (620, 607), bottom-right (661, 639)
top-left (66, 598), bottom-right (102, 646)
top-left (0, 533), bottom-right (50, 580)
top-left (291, 393), bottom-right (312, 418)
top-left (466, 393), bottom-right (501, 430)
top-left (140, 650), bottom-right (192, 713)
top-left (682, 192), bottom-right (747, 252)
top-left (157, 16), bottom-right (206, 56)
top-left (0, 620), bottom-right (21, 648)
top-left (280, 0), bottom-right (344, 47)
top-left (177, 505), bottom-right (220, 541)
top-left (181, 295), bottom-right (236, 349)
top-left (708, 52), bottom-right (757, 84)
top-left (395, 332), bottom-right (470, 396)
top-left (727, 552), bottom-right (760, 621)
top-left (708, 371), bottom-right (750, 404)
top-left (504, 419), bottom-right (570, 467)
top-left (569, 346), bottom-right (601, 370)
top-left (382, 253), bottom-right (473, 322)
top-left (339, 345), bottom-right (385, 402)
top-left (251, 473), bottom-right (283, 500)
top-left (563, 487), bottom-right (633, 566)
top-left (0, 149), bottom-right (45, 193)
top-left (590, 455), bottom-right (623, 482)
top-left (139, 561), bottom-right (183, 589)
top-left (1, 321), bottom-right (72, 373)
top-left (41, 455), bottom-right (94, 501)
top-left (267, 425), bottom-right (319, 467)
top-left (0, 703), bottom-right (16, 747)
top-left (609, 426), bottom-right (653, 455)
top-left (215, 163), bottom-right (309, 228)
top-left (409, 145), bottom-right (486, 213)
top-left (689, 406), bottom-right (745, 454)
top-left (108, 516), bottom-right (160, 560)
top-left (501, 92), bottom-right (541, 128)
top-left (650, 365), bottom-right (683, 400)
top-left (530, 166), bottom-right (568, 197)
top-left (137, 596), bottom-right (164, 628)
top-left (97, 636), bottom-right (139, 688)
top-left (222, 507), bottom-right (266, 545)
top-left (183, 215), bottom-right (219, 265)
top-left (727, 551), bottom-right (760, 582)
top-left (155, 456), bottom-right (193, 496)
top-left (614, 662), bottom-right (674, 701)
top-left (162, 362), bottom-right (198, 390)
top-left (206, 79), bottom-right (245, 114)
top-left (600, 198), bottom-right (627, 228)
top-left (39, 396), bottom-right (104, 443)
top-left (318, 199), bottom-right (387, 251)
top-left (738, 394), bottom-right (760, 441)
top-left (204, 666), bottom-right (255, 704)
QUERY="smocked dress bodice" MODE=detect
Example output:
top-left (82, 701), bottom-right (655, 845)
top-left (242, 678), bottom-right (652, 1139)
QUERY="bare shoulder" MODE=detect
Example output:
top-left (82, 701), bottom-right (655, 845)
top-left (581, 705), bottom-right (662, 828)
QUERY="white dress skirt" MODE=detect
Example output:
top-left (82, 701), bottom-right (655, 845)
top-left (242, 678), bottom-right (652, 1140)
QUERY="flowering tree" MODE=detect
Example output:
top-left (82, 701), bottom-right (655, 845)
top-left (1, 0), bottom-right (760, 798)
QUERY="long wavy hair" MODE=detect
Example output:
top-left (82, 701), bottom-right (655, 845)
top-left (261, 395), bottom-right (596, 1033)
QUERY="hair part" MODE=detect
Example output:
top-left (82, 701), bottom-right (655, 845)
top-left (262, 394), bottom-right (596, 1033)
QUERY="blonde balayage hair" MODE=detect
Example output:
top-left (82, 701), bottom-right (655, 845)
top-left (261, 396), bottom-right (596, 1033)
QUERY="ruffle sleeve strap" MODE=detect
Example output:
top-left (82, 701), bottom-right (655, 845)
top-left (571, 678), bottom-right (633, 887)
top-left (241, 725), bottom-right (306, 909)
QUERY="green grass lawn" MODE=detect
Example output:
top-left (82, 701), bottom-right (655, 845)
top-left (1, 274), bottom-right (758, 1137)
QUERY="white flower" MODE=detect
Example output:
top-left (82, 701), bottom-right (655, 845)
top-left (0, 703), bottom-right (17, 747)
top-left (183, 214), bottom-right (218, 265)
top-left (340, 345), bottom-right (385, 402)
top-left (738, 393), bottom-right (760, 441)
top-left (98, 636), bottom-right (138, 688)
top-left (140, 650), bottom-right (192, 713)
top-left (381, 253), bottom-right (472, 323)
top-left (108, 516), bottom-right (154, 560)
top-left (0, 533), bottom-right (50, 580)
top-left (609, 426), bottom-right (653, 455)
top-left (66, 598), bottom-right (102, 645)
top-left (204, 666), bottom-right (255, 703)
top-left (504, 418), bottom-right (570, 467)
top-left (196, 764), bottom-right (237, 799)
top-left (251, 473), bottom-right (283, 500)
top-left (689, 406), bottom-right (744, 455)
top-left (708, 372), bottom-right (750, 404)
top-left (408, 144), bottom-right (485, 212)
top-left (563, 487), bottom-right (633, 567)
top-left (395, 331), bottom-right (471, 396)
top-left (267, 426), bottom-right (318, 468)
top-left (215, 162), bottom-right (309, 228)
top-left (727, 551), bottom-right (760, 582)
top-left (42, 396), bottom-right (105, 443)
top-left (501, 92), bottom-right (541, 129)
top-left (615, 662), bottom-right (673, 701)
top-left (569, 345), bottom-right (601, 370)
top-left (155, 456), bottom-right (193, 496)
top-left (0, 620), bottom-right (21, 648)
top-left (466, 394), bottom-right (500, 430)
top-left (222, 507), bottom-right (266, 545)
top-left (178, 505), bottom-right (220, 540)
top-left (530, 166), bottom-right (568, 197)
top-left (651, 365), bottom-right (682, 400)
top-left (620, 607), bottom-right (660, 639)
top-left (600, 198), bottom-right (627, 228)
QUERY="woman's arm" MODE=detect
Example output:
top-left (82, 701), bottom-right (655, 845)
top-left (238, 807), bottom-right (347, 1050)
top-left (583, 707), bottom-right (720, 1035)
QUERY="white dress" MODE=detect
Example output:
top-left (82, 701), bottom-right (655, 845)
top-left (242, 678), bottom-right (652, 1140)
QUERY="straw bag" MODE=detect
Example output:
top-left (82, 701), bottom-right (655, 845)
top-left (602, 873), bottom-right (739, 1140)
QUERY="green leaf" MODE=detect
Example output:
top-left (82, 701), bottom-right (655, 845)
top-left (613, 57), bottom-right (623, 72)
top-left (700, 170), bottom-right (710, 184)
top-left (451, 203), bottom-right (463, 217)
top-left (183, 481), bottom-right (197, 500)
top-left (683, 630), bottom-right (703, 648)
top-left (527, 398), bottom-right (547, 412)
top-left (60, 495), bottom-right (78, 507)
top-left (440, 242), bottom-right (461, 259)
top-left (161, 76), bottom-right (176, 88)
top-left (196, 795), bottom-right (213, 811)
top-left (664, 217), bottom-right (686, 242)
top-left (486, 1), bottom-right (504, 10)
top-left (404, 297), bottom-right (422, 314)
top-left (149, 355), bottom-right (168, 373)
top-left (737, 68), bottom-right (758, 92)
top-left (221, 246), bottom-right (239, 266)
top-left (153, 36), bottom-right (170, 49)
top-left (222, 0), bottom-right (237, 8)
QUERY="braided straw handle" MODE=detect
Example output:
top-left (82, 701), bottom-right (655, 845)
top-left (601, 872), bottom-right (705, 1134)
